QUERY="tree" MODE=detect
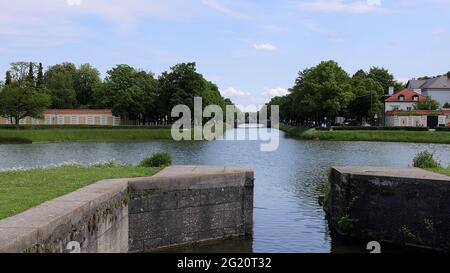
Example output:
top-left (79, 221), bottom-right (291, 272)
top-left (9, 62), bottom-right (37, 86)
top-left (157, 62), bottom-right (206, 121)
top-left (93, 64), bottom-right (158, 124)
top-left (349, 75), bottom-right (384, 120)
top-left (0, 83), bottom-right (51, 125)
top-left (44, 62), bottom-right (78, 108)
top-left (26, 62), bottom-right (35, 84)
top-left (290, 60), bottom-right (353, 124)
top-left (444, 102), bottom-right (450, 109)
top-left (5, 71), bottom-right (12, 85)
top-left (36, 63), bottom-right (44, 87)
top-left (414, 97), bottom-right (439, 110)
top-left (368, 67), bottom-right (404, 93)
top-left (73, 64), bottom-right (101, 106)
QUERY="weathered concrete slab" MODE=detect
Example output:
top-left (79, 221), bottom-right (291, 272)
top-left (0, 165), bottom-right (254, 253)
top-left (326, 166), bottom-right (450, 251)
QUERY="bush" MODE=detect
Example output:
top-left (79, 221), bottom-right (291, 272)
top-left (140, 152), bottom-right (172, 168)
top-left (413, 151), bottom-right (441, 169)
top-left (0, 137), bottom-right (32, 144)
top-left (327, 126), bottom-right (429, 131)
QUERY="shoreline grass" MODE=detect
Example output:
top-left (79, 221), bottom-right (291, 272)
top-left (0, 128), bottom-right (173, 143)
top-left (430, 167), bottom-right (450, 177)
top-left (0, 165), bottom-right (162, 220)
top-left (280, 124), bottom-right (450, 144)
top-left (0, 124), bottom-right (232, 144)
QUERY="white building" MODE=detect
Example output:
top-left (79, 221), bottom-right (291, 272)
top-left (385, 89), bottom-right (426, 112)
top-left (407, 72), bottom-right (450, 108)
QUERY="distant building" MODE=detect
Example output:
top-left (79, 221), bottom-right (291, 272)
top-left (406, 72), bottom-right (450, 108)
top-left (385, 89), bottom-right (426, 112)
top-left (385, 109), bottom-right (450, 128)
top-left (0, 109), bottom-right (121, 126)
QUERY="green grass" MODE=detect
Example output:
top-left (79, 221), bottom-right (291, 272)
top-left (0, 128), bottom-right (173, 143)
top-left (0, 165), bottom-right (162, 220)
top-left (279, 124), bottom-right (450, 144)
top-left (430, 167), bottom-right (450, 177)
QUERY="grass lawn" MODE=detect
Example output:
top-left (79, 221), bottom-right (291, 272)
top-left (280, 124), bottom-right (450, 144)
top-left (0, 165), bottom-right (162, 220)
top-left (0, 128), bottom-right (173, 143)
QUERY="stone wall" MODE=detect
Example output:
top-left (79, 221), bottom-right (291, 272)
top-left (0, 179), bottom-right (130, 253)
top-left (0, 166), bottom-right (254, 253)
top-left (128, 166), bottom-right (254, 252)
top-left (326, 166), bottom-right (450, 251)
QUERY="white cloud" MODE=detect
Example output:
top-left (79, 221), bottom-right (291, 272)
top-left (221, 87), bottom-right (251, 97)
top-left (297, 0), bottom-right (384, 14)
top-left (430, 28), bottom-right (448, 37)
top-left (262, 88), bottom-right (289, 98)
top-left (253, 43), bottom-right (277, 51)
top-left (201, 0), bottom-right (248, 19)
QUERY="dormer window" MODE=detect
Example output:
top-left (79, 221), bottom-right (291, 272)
top-left (399, 95), bottom-right (405, 101)
top-left (412, 95), bottom-right (419, 101)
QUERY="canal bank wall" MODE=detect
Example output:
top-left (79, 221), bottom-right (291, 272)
top-left (326, 166), bottom-right (450, 251)
top-left (0, 166), bottom-right (254, 253)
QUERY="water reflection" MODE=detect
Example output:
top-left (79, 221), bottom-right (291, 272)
top-left (0, 128), bottom-right (449, 252)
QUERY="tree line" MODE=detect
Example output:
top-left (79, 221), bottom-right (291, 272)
top-left (0, 62), bottom-right (235, 125)
top-left (266, 60), bottom-right (408, 126)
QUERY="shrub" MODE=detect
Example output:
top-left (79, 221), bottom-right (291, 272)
top-left (140, 152), bottom-right (172, 168)
top-left (413, 151), bottom-right (441, 169)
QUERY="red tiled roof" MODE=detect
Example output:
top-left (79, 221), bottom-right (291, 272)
top-left (386, 109), bottom-right (450, 116)
top-left (385, 89), bottom-right (426, 102)
top-left (44, 109), bottom-right (113, 115)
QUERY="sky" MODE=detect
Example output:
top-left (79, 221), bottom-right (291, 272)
top-left (1, 0), bottom-right (450, 110)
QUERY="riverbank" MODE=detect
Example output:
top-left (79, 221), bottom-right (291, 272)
top-left (280, 124), bottom-right (450, 144)
top-left (0, 164), bottom-right (162, 220)
top-left (0, 128), bottom-right (172, 143)
top-left (432, 167), bottom-right (450, 176)
top-left (0, 124), bottom-right (231, 144)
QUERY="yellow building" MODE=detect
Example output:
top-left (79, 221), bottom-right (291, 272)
top-left (0, 109), bottom-right (121, 126)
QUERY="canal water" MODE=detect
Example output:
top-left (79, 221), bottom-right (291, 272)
top-left (1, 127), bottom-right (449, 253)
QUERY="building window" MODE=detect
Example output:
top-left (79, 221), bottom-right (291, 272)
top-left (45, 116), bottom-right (52, 125)
top-left (399, 95), bottom-right (405, 101)
top-left (413, 95), bottom-right (419, 101)
top-left (87, 116), bottom-right (94, 125)
top-left (407, 107), bottom-right (412, 111)
top-left (71, 116), bottom-right (78, 124)
top-left (100, 116), bottom-right (107, 125)
top-left (58, 116), bottom-right (64, 125)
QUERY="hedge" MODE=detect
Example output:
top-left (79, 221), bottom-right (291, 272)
top-left (316, 126), bottom-right (430, 132)
top-left (0, 125), bottom-right (172, 130)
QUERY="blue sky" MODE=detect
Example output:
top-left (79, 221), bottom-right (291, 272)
top-left (1, 0), bottom-right (450, 109)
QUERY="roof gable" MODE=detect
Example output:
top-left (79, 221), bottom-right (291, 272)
top-left (385, 89), bottom-right (426, 102)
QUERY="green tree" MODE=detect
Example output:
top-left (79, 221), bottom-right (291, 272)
top-left (26, 62), bottom-right (35, 84)
top-left (94, 65), bottom-right (158, 124)
top-left (414, 97), bottom-right (439, 110)
top-left (44, 62), bottom-right (78, 108)
top-left (290, 60), bottom-right (353, 124)
top-left (36, 63), bottom-right (44, 87)
top-left (74, 63), bottom-right (101, 106)
top-left (0, 83), bottom-right (51, 125)
top-left (368, 67), bottom-right (404, 93)
top-left (9, 62), bottom-right (38, 86)
top-left (157, 62), bottom-right (206, 121)
top-left (5, 71), bottom-right (12, 85)
top-left (349, 75), bottom-right (384, 120)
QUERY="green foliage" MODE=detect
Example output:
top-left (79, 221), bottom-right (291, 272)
top-left (413, 151), bottom-right (441, 169)
top-left (268, 61), bottom-right (404, 125)
top-left (140, 152), bottom-right (172, 167)
top-left (44, 62), bottom-right (78, 108)
top-left (73, 63), bottom-right (101, 106)
top-left (0, 83), bottom-right (51, 125)
top-left (337, 215), bottom-right (359, 233)
top-left (414, 97), bottom-right (440, 110)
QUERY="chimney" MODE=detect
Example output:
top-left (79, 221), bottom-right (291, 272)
top-left (388, 87), bottom-right (394, 96)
